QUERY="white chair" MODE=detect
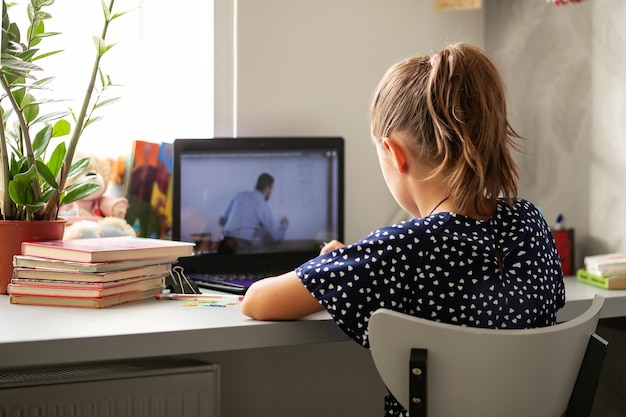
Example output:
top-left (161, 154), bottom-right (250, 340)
top-left (368, 294), bottom-right (607, 417)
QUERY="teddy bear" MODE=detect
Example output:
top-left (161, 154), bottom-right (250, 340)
top-left (63, 216), bottom-right (136, 240)
top-left (59, 152), bottom-right (136, 239)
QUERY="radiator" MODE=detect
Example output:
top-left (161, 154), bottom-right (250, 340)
top-left (0, 358), bottom-right (220, 417)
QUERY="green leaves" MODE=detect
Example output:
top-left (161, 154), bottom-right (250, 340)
top-left (32, 124), bottom-right (52, 157)
top-left (5, 139), bottom-right (63, 215)
top-left (8, 165), bottom-right (44, 211)
top-left (41, 138), bottom-right (65, 179)
top-left (4, 140), bottom-right (103, 216)
top-left (61, 181), bottom-right (102, 206)
top-left (1, 0), bottom-right (126, 220)
top-left (60, 154), bottom-right (104, 205)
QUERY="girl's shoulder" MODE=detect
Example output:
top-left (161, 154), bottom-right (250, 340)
top-left (498, 198), bottom-right (540, 214)
top-left (354, 198), bottom-right (544, 249)
top-left (493, 198), bottom-right (545, 225)
top-left (369, 213), bottom-right (469, 244)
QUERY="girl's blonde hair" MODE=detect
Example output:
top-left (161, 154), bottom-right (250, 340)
top-left (369, 43), bottom-right (521, 216)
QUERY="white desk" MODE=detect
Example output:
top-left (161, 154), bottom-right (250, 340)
top-left (0, 296), bottom-right (348, 370)
top-left (559, 277), bottom-right (626, 321)
top-left (0, 292), bottom-right (376, 417)
top-left (0, 277), bottom-right (625, 370)
top-left (1, 277), bottom-right (625, 417)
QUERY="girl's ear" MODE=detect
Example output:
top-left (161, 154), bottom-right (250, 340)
top-left (381, 136), bottom-right (409, 174)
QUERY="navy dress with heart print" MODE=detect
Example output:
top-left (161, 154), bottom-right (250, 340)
top-left (296, 198), bottom-right (565, 417)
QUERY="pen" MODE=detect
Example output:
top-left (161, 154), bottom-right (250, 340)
top-left (156, 293), bottom-right (244, 301)
top-left (554, 213), bottom-right (564, 231)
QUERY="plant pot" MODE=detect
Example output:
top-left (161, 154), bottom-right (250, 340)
top-left (0, 219), bottom-right (67, 295)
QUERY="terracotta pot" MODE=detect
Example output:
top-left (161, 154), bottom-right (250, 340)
top-left (0, 219), bottom-right (66, 294)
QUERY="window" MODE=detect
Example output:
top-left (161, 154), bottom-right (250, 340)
top-left (24, 0), bottom-right (215, 157)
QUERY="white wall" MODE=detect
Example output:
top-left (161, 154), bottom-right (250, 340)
top-left (215, 0), bottom-right (484, 242)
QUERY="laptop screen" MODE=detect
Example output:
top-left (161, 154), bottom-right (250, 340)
top-left (172, 137), bottom-right (344, 275)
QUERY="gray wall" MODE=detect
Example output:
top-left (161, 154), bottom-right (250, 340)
top-left (220, 0), bottom-right (626, 266)
top-left (486, 0), bottom-right (626, 269)
top-left (215, 0), bottom-right (484, 243)
top-left (211, 3), bottom-right (484, 416)
top-left (208, 2), bottom-right (626, 415)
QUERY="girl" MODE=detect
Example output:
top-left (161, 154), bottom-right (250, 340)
top-left (241, 43), bottom-right (565, 417)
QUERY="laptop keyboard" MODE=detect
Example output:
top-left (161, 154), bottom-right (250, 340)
top-left (192, 269), bottom-right (289, 282)
top-left (186, 269), bottom-right (292, 294)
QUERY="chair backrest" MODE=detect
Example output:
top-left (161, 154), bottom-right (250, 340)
top-left (368, 294), bottom-right (605, 417)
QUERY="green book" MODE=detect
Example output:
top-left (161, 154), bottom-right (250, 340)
top-left (576, 268), bottom-right (626, 290)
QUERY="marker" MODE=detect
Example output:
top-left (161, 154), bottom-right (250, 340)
top-left (155, 293), bottom-right (244, 301)
top-left (554, 213), bottom-right (564, 230)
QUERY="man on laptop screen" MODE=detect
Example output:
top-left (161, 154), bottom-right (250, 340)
top-left (219, 172), bottom-right (289, 254)
top-left (172, 137), bottom-right (344, 294)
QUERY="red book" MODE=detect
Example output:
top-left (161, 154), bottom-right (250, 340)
top-left (21, 236), bottom-right (194, 263)
top-left (13, 254), bottom-right (180, 273)
top-left (9, 287), bottom-right (162, 308)
top-left (8, 274), bottom-right (166, 298)
top-left (12, 263), bottom-right (171, 283)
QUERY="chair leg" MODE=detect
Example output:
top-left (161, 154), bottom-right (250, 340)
top-left (565, 333), bottom-right (609, 417)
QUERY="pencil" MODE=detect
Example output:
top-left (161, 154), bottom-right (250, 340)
top-left (155, 293), bottom-right (244, 301)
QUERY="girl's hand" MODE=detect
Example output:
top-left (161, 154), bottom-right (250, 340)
top-left (320, 239), bottom-right (344, 255)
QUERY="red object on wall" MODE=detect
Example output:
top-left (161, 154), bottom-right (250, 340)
top-left (549, 0), bottom-right (586, 5)
top-left (552, 229), bottom-right (575, 276)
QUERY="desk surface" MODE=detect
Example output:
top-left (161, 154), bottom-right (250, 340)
top-left (0, 277), bottom-right (625, 370)
top-left (558, 277), bottom-right (626, 322)
top-left (0, 295), bottom-right (347, 370)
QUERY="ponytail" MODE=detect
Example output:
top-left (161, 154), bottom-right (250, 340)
top-left (370, 43), bottom-right (521, 216)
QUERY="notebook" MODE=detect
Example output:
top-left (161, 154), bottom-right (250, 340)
top-left (172, 137), bottom-right (345, 294)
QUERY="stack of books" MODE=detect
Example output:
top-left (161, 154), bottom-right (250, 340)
top-left (8, 236), bottom-right (195, 308)
top-left (577, 252), bottom-right (626, 290)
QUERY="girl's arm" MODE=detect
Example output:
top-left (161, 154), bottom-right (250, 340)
top-left (241, 270), bottom-right (324, 320)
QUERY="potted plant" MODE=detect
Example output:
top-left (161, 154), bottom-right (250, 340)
top-left (0, 0), bottom-right (128, 293)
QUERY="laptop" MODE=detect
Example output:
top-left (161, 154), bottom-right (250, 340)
top-left (172, 137), bottom-right (345, 294)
